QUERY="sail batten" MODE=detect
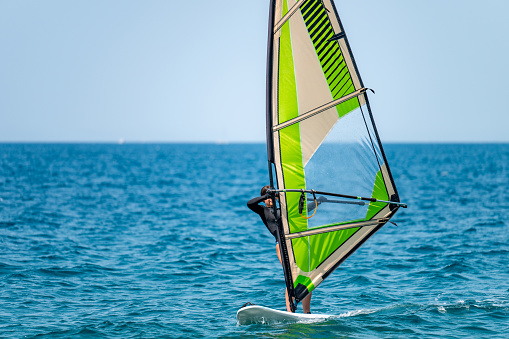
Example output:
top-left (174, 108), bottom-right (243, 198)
top-left (273, 87), bottom-right (368, 131)
top-left (274, 0), bottom-right (306, 33)
top-left (286, 219), bottom-right (382, 239)
top-left (265, 0), bottom-right (404, 309)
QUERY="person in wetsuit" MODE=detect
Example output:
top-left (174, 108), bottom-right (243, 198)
top-left (247, 185), bottom-right (312, 314)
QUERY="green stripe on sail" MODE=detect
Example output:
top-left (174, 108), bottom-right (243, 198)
top-left (279, 0), bottom-right (307, 235)
top-left (366, 169), bottom-right (389, 220)
top-left (300, 1), bottom-right (359, 118)
top-left (294, 275), bottom-right (315, 292)
top-left (279, 0), bottom-right (310, 272)
top-left (290, 207), bottom-right (382, 273)
top-left (310, 227), bottom-right (358, 272)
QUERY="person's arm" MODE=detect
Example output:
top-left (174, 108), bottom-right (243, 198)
top-left (247, 194), bottom-right (270, 214)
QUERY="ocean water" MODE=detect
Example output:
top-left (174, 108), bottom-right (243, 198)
top-left (0, 143), bottom-right (508, 338)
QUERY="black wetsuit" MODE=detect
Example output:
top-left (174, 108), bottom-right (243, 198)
top-left (247, 194), bottom-right (280, 242)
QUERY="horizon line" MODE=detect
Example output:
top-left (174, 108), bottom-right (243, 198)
top-left (1, 141), bottom-right (509, 145)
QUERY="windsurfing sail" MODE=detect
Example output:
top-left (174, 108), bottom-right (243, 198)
top-left (265, 0), bottom-right (407, 312)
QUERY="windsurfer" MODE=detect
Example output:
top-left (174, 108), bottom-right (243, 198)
top-left (247, 185), bottom-right (312, 313)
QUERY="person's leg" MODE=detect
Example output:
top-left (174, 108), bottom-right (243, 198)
top-left (301, 292), bottom-right (312, 313)
top-left (276, 243), bottom-right (293, 312)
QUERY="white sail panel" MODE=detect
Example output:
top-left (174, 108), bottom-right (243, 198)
top-left (287, 2), bottom-right (338, 166)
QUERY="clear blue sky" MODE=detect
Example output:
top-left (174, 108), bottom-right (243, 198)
top-left (1, 1), bottom-right (508, 143)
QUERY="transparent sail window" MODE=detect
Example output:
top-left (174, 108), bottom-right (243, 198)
top-left (302, 104), bottom-right (384, 228)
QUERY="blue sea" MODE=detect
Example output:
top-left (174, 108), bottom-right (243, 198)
top-left (1, 143), bottom-right (508, 338)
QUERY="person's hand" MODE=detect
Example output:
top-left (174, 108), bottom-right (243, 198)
top-left (317, 196), bottom-right (327, 203)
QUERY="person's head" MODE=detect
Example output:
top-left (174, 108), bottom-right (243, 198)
top-left (261, 185), bottom-right (276, 207)
top-left (261, 185), bottom-right (270, 196)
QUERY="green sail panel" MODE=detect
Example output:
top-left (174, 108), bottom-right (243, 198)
top-left (278, 0), bottom-right (308, 235)
top-left (292, 226), bottom-right (358, 273)
top-left (366, 170), bottom-right (390, 220)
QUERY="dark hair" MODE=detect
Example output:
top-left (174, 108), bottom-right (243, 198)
top-left (261, 185), bottom-right (271, 196)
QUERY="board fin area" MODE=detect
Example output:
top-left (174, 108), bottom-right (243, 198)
top-left (236, 304), bottom-right (333, 325)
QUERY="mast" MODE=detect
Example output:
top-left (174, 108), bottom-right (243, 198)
top-left (266, 0), bottom-right (275, 172)
top-left (266, 0), bottom-right (297, 312)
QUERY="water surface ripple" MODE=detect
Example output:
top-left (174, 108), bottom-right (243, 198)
top-left (0, 143), bottom-right (508, 338)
